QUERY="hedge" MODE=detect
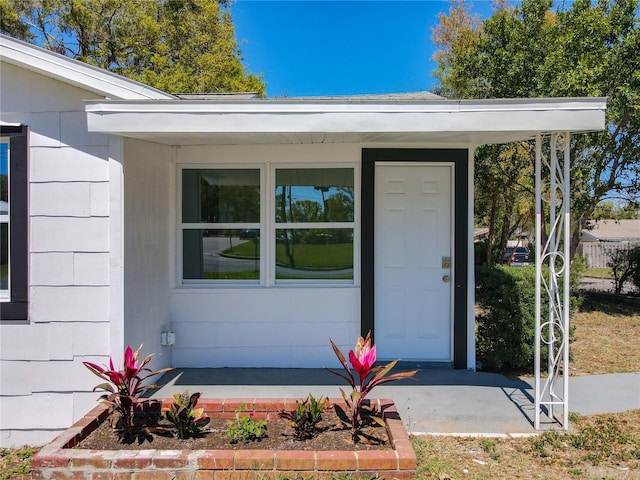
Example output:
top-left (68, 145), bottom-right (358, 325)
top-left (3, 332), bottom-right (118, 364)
top-left (475, 265), bottom-right (579, 373)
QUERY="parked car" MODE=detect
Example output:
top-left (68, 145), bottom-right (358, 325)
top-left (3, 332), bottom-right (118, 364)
top-left (504, 246), bottom-right (532, 265)
top-left (239, 228), bottom-right (257, 240)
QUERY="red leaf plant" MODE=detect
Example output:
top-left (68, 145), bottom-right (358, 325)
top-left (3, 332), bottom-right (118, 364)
top-left (83, 345), bottom-right (173, 439)
top-left (326, 332), bottom-right (417, 441)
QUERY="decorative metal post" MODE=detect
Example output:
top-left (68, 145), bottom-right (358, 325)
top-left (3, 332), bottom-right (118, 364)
top-left (535, 132), bottom-right (571, 430)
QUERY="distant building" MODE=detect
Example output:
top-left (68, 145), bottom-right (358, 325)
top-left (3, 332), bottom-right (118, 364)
top-left (579, 219), bottom-right (640, 268)
top-left (581, 219), bottom-right (640, 243)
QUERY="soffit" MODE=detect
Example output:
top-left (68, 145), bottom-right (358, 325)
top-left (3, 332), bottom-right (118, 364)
top-left (85, 97), bottom-right (607, 146)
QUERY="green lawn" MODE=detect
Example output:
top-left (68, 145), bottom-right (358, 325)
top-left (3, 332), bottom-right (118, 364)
top-left (222, 241), bottom-right (259, 259)
top-left (276, 243), bottom-right (352, 269)
top-left (223, 242), bottom-right (352, 269)
top-left (204, 271), bottom-right (259, 280)
top-left (585, 267), bottom-right (612, 278)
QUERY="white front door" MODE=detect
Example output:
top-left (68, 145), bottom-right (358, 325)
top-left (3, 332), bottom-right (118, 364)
top-left (374, 163), bottom-right (453, 361)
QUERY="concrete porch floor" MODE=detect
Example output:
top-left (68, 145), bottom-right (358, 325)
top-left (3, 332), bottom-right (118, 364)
top-left (151, 369), bottom-right (640, 436)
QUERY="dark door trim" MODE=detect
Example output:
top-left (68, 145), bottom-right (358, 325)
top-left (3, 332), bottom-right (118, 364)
top-left (361, 148), bottom-right (468, 369)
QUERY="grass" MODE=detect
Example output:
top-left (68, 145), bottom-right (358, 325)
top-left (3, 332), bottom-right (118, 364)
top-left (276, 243), bottom-right (352, 269)
top-left (570, 295), bottom-right (640, 375)
top-left (411, 293), bottom-right (640, 479)
top-left (223, 240), bottom-right (353, 269)
top-left (222, 240), bottom-right (260, 259)
top-left (0, 447), bottom-right (36, 480)
top-left (7, 294), bottom-right (639, 479)
top-left (412, 410), bottom-right (640, 480)
top-left (204, 271), bottom-right (259, 280)
top-left (585, 267), bottom-right (613, 278)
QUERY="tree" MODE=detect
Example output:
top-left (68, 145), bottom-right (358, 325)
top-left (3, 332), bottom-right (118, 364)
top-left (0, 0), bottom-right (265, 95)
top-left (591, 200), bottom-right (640, 220)
top-left (607, 244), bottom-right (640, 295)
top-left (0, 0), bottom-right (33, 40)
top-left (432, 0), bottom-right (640, 260)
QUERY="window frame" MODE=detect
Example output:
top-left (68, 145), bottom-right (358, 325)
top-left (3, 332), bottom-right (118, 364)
top-left (178, 163), bottom-right (358, 287)
top-left (178, 164), bottom-right (266, 286)
top-left (0, 125), bottom-right (28, 320)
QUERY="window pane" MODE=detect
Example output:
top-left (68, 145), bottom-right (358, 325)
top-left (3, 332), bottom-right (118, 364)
top-left (183, 229), bottom-right (260, 280)
top-left (183, 169), bottom-right (260, 223)
top-left (275, 229), bottom-right (353, 280)
top-left (275, 168), bottom-right (354, 223)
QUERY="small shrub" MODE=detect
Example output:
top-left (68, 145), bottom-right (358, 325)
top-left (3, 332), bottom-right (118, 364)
top-left (326, 333), bottom-right (417, 441)
top-left (476, 266), bottom-right (538, 372)
top-left (227, 404), bottom-right (267, 443)
top-left (278, 393), bottom-right (329, 440)
top-left (162, 391), bottom-right (210, 439)
top-left (607, 244), bottom-right (640, 294)
top-left (475, 265), bottom-right (579, 373)
top-left (82, 345), bottom-right (173, 440)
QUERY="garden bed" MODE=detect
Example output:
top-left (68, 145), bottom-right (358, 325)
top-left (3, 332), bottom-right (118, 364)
top-left (31, 397), bottom-right (416, 479)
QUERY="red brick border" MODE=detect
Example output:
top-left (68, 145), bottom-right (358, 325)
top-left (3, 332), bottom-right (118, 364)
top-left (32, 398), bottom-right (416, 479)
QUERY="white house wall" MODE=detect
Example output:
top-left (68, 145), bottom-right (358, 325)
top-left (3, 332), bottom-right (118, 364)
top-left (170, 144), bottom-right (375, 368)
top-left (0, 62), bottom-right (114, 447)
top-left (123, 138), bottom-right (173, 369)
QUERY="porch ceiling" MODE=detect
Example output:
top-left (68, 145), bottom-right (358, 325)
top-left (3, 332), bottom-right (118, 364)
top-left (86, 97), bottom-right (606, 146)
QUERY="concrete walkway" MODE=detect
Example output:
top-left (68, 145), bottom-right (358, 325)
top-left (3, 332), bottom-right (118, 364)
top-left (151, 368), bottom-right (640, 436)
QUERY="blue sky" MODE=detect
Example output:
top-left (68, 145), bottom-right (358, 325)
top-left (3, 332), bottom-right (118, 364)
top-left (232, 1), bottom-right (496, 97)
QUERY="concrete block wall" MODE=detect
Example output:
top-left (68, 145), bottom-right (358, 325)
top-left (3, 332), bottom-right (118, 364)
top-left (0, 62), bottom-right (114, 447)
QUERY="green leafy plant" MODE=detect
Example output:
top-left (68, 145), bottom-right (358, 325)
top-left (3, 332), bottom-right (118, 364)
top-left (162, 391), bottom-right (210, 439)
top-left (278, 393), bottom-right (329, 440)
top-left (479, 438), bottom-right (500, 460)
top-left (0, 446), bottom-right (37, 480)
top-left (326, 332), bottom-right (417, 441)
top-left (226, 404), bottom-right (267, 444)
top-left (607, 244), bottom-right (640, 295)
top-left (82, 345), bottom-right (173, 439)
top-left (475, 265), bottom-right (579, 373)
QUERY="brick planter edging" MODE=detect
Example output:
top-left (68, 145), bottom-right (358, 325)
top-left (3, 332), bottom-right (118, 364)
top-left (32, 397), bottom-right (417, 479)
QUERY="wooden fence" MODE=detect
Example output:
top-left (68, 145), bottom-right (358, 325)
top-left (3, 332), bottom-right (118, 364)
top-left (578, 241), bottom-right (639, 269)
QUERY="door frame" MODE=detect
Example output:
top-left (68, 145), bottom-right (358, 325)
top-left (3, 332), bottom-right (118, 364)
top-left (361, 148), bottom-right (469, 369)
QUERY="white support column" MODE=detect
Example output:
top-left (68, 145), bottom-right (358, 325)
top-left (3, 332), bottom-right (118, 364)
top-left (535, 132), bottom-right (572, 430)
top-left (535, 134), bottom-right (542, 429)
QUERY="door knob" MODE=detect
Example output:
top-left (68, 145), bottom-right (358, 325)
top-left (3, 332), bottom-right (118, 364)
top-left (442, 275), bottom-right (450, 283)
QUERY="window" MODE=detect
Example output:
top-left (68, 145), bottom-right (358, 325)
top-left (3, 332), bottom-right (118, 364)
top-left (274, 168), bottom-right (354, 282)
top-left (179, 165), bottom-right (355, 285)
top-left (181, 168), bottom-right (262, 282)
top-left (0, 126), bottom-right (28, 320)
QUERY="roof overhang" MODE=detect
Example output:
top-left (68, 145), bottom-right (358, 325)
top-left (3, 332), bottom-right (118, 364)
top-left (86, 97), bottom-right (606, 146)
top-left (0, 33), bottom-right (175, 100)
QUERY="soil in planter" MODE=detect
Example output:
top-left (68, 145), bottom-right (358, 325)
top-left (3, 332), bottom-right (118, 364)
top-left (76, 409), bottom-right (390, 451)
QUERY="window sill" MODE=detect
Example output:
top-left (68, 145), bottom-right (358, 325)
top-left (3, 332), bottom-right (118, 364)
top-left (171, 283), bottom-right (359, 292)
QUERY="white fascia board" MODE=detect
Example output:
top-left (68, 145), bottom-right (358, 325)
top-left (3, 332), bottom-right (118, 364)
top-left (0, 34), bottom-right (175, 100)
top-left (86, 98), bottom-right (606, 137)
